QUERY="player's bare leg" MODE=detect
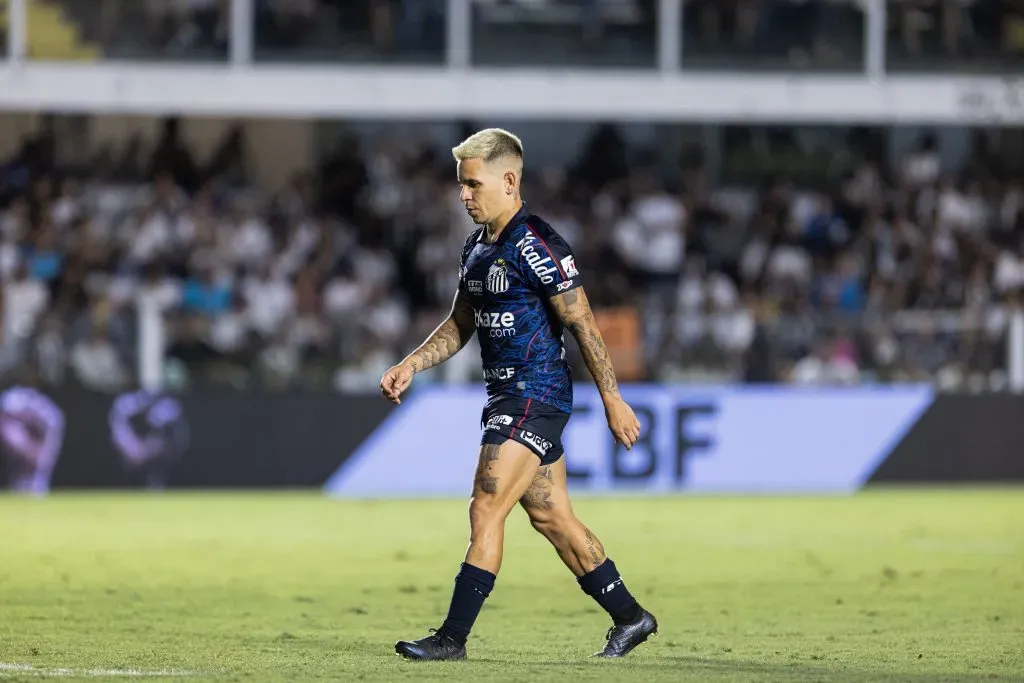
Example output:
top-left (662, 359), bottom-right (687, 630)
top-left (519, 459), bottom-right (658, 658)
top-left (464, 441), bottom-right (540, 572)
top-left (395, 440), bottom-right (539, 661)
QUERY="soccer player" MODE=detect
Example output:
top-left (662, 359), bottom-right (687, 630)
top-left (380, 128), bottom-right (658, 660)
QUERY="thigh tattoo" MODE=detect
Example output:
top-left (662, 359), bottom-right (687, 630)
top-left (473, 444), bottom-right (501, 494)
top-left (521, 465), bottom-right (554, 510)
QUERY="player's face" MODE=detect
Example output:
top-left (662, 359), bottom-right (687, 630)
top-left (457, 158), bottom-right (513, 226)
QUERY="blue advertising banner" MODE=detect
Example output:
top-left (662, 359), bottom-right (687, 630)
top-left (323, 385), bottom-right (936, 497)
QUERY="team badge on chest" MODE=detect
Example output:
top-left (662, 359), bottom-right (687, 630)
top-left (486, 259), bottom-right (510, 294)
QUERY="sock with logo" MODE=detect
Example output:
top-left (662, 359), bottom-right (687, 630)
top-left (438, 562), bottom-right (496, 645)
top-left (577, 558), bottom-right (642, 625)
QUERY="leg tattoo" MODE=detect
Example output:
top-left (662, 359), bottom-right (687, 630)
top-left (520, 465), bottom-right (554, 510)
top-left (583, 527), bottom-right (605, 566)
top-left (473, 444), bottom-right (501, 494)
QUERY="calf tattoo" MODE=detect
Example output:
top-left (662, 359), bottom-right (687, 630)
top-left (583, 527), bottom-right (605, 565)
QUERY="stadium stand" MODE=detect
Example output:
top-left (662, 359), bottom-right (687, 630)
top-left (0, 0), bottom-right (98, 60)
top-left (1, 1), bottom-right (1023, 393)
top-left (1, 114), bottom-right (1022, 393)
top-left (19, 0), bottom-right (1024, 69)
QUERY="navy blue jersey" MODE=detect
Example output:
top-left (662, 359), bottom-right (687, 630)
top-left (458, 204), bottom-right (582, 414)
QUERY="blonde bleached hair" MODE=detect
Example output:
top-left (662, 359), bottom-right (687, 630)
top-left (451, 128), bottom-right (524, 165)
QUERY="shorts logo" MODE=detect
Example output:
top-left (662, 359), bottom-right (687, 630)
top-left (516, 234), bottom-right (559, 285)
top-left (556, 280), bottom-right (574, 292)
top-left (560, 256), bottom-right (579, 278)
top-left (486, 259), bottom-right (510, 294)
top-left (484, 367), bottom-right (516, 381)
top-left (485, 414), bottom-right (514, 431)
top-left (467, 280), bottom-right (483, 294)
top-left (519, 430), bottom-right (553, 456)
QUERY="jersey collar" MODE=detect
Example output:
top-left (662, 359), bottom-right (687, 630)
top-left (478, 202), bottom-right (528, 245)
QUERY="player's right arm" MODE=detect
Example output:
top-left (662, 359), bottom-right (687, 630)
top-left (379, 290), bottom-right (476, 405)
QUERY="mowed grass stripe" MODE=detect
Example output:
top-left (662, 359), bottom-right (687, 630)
top-left (0, 489), bottom-right (1020, 682)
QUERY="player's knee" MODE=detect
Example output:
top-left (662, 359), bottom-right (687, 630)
top-left (529, 515), bottom-right (559, 541)
top-left (468, 494), bottom-right (503, 532)
top-left (528, 509), bottom-right (575, 544)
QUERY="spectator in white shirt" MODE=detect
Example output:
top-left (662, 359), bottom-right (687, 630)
top-left (207, 295), bottom-right (253, 359)
top-left (70, 325), bottom-right (128, 393)
top-left (3, 264), bottom-right (49, 348)
top-left (613, 170), bottom-right (687, 367)
top-left (126, 203), bottom-right (173, 265)
top-left (901, 133), bottom-right (941, 189)
top-left (224, 200), bottom-right (273, 270)
top-left (243, 265), bottom-right (295, 340)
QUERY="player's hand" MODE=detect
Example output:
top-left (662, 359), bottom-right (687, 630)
top-left (604, 396), bottom-right (641, 450)
top-left (380, 362), bottom-right (415, 405)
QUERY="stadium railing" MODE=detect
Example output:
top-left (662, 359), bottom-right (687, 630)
top-left (0, 0), bottom-right (1021, 122)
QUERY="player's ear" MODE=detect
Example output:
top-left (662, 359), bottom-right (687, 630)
top-left (503, 169), bottom-right (517, 196)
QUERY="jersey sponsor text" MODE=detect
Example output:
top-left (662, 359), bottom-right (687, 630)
top-left (475, 310), bottom-right (516, 337)
top-left (484, 367), bottom-right (516, 381)
top-left (515, 234), bottom-right (560, 285)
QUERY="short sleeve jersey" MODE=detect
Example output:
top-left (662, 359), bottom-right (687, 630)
top-left (458, 205), bottom-right (583, 414)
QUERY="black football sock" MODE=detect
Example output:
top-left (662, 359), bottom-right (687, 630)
top-left (577, 558), bottom-right (642, 625)
top-left (439, 562), bottom-right (496, 645)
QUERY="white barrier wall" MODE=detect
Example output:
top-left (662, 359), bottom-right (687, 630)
top-left (324, 385), bottom-right (935, 498)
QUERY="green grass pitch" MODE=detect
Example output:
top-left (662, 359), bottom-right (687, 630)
top-left (0, 488), bottom-right (1021, 682)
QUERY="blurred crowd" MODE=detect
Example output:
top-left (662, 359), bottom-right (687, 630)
top-left (686, 0), bottom-right (1024, 66)
top-left (28, 0), bottom-right (1022, 68)
top-left (0, 117), bottom-right (1022, 393)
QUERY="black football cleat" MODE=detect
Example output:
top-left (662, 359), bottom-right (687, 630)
top-left (593, 608), bottom-right (658, 658)
top-left (395, 628), bottom-right (467, 661)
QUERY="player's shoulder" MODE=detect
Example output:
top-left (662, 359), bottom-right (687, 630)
top-left (463, 226), bottom-right (484, 247)
top-left (513, 211), bottom-right (565, 244)
top-left (510, 212), bottom-right (576, 262)
top-left (459, 227), bottom-right (485, 262)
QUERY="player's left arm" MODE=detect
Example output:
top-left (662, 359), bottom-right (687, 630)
top-left (549, 286), bottom-right (640, 450)
top-left (519, 226), bottom-right (640, 448)
top-left (548, 287), bottom-right (618, 398)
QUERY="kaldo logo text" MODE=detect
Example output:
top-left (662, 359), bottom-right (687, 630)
top-left (516, 235), bottom-right (559, 285)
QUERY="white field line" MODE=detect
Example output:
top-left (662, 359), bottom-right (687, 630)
top-left (0, 663), bottom-right (200, 678)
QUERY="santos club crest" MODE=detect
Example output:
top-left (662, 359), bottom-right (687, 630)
top-left (486, 259), bottom-right (510, 294)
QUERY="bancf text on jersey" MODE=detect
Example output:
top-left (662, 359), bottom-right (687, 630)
top-left (458, 204), bottom-right (582, 414)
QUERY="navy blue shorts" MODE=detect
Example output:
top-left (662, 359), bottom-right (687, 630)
top-left (480, 396), bottom-right (570, 466)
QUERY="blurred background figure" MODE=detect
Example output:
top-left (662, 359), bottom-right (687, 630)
top-left (108, 389), bottom-right (190, 490)
top-left (0, 374), bottom-right (65, 495)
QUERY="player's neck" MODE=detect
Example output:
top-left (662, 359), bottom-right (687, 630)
top-left (484, 200), bottom-right (524, 242)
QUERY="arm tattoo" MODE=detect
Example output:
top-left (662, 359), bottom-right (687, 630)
top-left (406, 291), bottom-right (476, 373)
top-left (549, 288), bottom-right (621, 399)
